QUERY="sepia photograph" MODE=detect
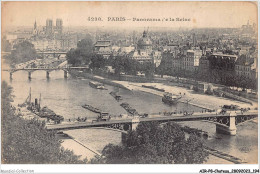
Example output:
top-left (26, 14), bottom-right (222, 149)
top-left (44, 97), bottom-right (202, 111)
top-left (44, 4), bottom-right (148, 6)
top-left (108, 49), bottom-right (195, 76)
top-left (1, 1), bottom-right (259, 173)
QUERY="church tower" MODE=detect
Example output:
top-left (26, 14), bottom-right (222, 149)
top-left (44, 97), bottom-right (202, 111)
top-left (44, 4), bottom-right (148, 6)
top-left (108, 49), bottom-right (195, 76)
top-left (33, 20), bottom-right (38, 36)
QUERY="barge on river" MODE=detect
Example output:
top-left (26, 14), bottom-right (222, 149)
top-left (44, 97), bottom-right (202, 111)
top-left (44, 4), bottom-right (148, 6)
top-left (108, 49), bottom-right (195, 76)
top-left (82, 104), bottom-right (101, 113)
top-left (120, 102), bottom-right (138, 115)
top-left (89, 81), bottom-right (107, 90)
top-left (162, 92), bottom-right (182, 105)
top-left (19, 88), bottom-right (64, 124)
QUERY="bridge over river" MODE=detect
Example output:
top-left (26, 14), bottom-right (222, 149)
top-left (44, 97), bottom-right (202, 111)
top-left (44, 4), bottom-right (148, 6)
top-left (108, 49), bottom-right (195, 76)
top-left (46, 111), bottom-right (258, 135)
top-left (3, 67), bottom-right (88, 79)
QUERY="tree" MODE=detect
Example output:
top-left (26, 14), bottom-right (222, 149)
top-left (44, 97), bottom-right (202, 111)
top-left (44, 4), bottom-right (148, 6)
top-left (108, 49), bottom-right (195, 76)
top-left (6, 41), bottom-right (37, 65)
top-left (112, 56), bottom-right (125, 75)
top-left (92, 122), bottom-right (208, 164)
top-left (157, 52), bottom-right (173, 77)
top-left (112, 56), bottom-right (141, 76)
top-left (77, 38), bottom-right (93, 50)
top-left (124, 58), bottom-right (140, 76)
top-left (1, 81), bottom-right (87, 164)
top-left (142, 62), bottom-right (154, 78)
top-left (89, 54), bottom-right (106, 70)
top-left (66, 37), bottom-right (93, 66)
top-left (66, 48), bottom-right (92, 66)
top-left (1, 36), bottom-right (11, 52)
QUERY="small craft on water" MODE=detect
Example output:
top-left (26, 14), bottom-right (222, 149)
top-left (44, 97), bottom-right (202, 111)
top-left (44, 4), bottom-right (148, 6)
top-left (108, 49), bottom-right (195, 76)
top-left (89, 81), bottom-right (107, 90)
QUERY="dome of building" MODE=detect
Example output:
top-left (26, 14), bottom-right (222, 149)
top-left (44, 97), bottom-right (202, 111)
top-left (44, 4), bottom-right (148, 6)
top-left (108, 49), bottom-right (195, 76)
top-left (137, 31), bottom-right (152, 50)
top-left (137, 31), bottom-right (152, 46)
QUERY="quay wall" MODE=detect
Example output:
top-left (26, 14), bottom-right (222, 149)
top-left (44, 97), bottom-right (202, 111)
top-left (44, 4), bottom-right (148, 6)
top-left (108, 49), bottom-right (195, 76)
top-left (69, 69), bottom-right (129, 90)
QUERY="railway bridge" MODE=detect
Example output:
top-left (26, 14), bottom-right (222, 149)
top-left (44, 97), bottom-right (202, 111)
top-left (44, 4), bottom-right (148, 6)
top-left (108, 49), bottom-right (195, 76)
top-left (46, 111), bottom-right (258, 136)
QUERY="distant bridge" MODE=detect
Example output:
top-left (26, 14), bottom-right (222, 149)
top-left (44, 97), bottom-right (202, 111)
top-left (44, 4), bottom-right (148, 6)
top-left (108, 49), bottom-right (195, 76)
top-left (2, 51), bottom-right (67, 56)
top-left (3, 67), bottom-right (88, 79)
top-left (36, 52), bottom-right (67, 58)
top-left (37, 52), bottom-right (67, 55)
top-left (1, 52), bottom-right (11, 55)
top-left (46, 111), bottom-right (258, 136)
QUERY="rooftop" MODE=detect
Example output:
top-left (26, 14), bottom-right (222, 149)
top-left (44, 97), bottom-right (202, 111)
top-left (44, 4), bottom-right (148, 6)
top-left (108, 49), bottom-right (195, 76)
top-left (235, 55), bottom-right (254, 66)
top-left (95, 40), bottom-right (111, 47)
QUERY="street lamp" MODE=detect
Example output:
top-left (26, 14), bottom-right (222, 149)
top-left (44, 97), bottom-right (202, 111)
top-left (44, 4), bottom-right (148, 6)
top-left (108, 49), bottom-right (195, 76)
top-left (184, 98), bottom-right (194, 115)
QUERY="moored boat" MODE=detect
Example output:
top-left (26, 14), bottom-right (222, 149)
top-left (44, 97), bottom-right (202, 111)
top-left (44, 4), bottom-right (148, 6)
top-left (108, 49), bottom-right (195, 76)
top-left (120, 102), bottom-right (138, 115)
top-left (162, 92), bottom-right (182, 105)
top-left (25, 92), bottom-right (64, 124)
top-left (89, 81), bottom-right (107, 90)
top-left (82, 104), bottom-right (101, 113)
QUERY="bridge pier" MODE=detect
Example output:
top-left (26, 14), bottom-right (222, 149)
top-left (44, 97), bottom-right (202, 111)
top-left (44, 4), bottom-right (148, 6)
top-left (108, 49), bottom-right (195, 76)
top-left (28, 72), bottom-right (32, 79)
top-left (216, 112), bottom-right (237, 135)
top-left (46, 71), bottom-right (50, 79)
top-left (64, 70), bottom-right (68, 78)
top-left (131, 117), bottom-right (140, 131)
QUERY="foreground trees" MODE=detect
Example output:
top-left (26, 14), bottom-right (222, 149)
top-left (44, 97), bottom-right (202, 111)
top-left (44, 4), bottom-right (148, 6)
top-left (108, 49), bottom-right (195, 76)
top-left (6, 41), bottom-right (37, 65)
top-left (92, 122), bottom-right (209, 164)
top-left (1, 81), bottom-right (87, 164)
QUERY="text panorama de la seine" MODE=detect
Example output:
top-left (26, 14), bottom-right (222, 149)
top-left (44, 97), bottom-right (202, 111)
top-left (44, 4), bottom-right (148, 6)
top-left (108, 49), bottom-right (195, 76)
top-left (88, 17), bottom-right (191, 22)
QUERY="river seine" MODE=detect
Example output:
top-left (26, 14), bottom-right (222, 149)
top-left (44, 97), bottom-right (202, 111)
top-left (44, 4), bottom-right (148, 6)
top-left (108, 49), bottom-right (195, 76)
top-left (2, 68), bottom-right (258, 164)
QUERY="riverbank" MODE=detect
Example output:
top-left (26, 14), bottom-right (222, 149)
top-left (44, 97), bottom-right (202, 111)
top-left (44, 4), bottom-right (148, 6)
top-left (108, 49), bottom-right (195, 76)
top-left (69, 69), bottom-right (130, 90)
top-left (69, 70), bottom-right (255, 111)
top-left (60, 132), bottom-right (101, 161)
top-left (60, 126), bottom-right (237, 164)
top-left (115, 81), bottom-right (256, 110)
top-left (60, 128), bottom-right (122, 161)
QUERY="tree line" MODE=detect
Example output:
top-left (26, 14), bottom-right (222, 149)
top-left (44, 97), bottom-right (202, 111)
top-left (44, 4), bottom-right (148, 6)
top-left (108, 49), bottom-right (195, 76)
top-left (66, 37), bottom-right (154, 78)
top-left (4, 41), bottom-right (38, 66)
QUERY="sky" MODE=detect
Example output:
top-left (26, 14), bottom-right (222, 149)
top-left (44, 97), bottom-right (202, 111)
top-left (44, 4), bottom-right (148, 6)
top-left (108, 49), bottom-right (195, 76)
top-left (1, 1), bottom-right (258, 30)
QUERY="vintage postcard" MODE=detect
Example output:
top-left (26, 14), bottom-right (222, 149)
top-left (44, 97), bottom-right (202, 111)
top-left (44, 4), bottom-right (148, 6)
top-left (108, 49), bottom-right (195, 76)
top-left (1, 1), bottom-right (258, 173)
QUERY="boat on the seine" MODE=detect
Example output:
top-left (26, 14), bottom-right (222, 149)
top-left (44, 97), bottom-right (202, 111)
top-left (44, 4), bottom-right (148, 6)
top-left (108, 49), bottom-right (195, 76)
top-left (89, 81), bottom-right (107, 90)
top-left (82, 104), bottom-right (101, 113)
top-left (221, 104), bottom-right (240, 111)
top-left (24, 90), bottom-right (64, 124)
top-left (33, 106), bottom-right (64, 124)
top-left (162, 92), bottom-right (182, 105)
top-left (120, 102), bottom-right (138, 115)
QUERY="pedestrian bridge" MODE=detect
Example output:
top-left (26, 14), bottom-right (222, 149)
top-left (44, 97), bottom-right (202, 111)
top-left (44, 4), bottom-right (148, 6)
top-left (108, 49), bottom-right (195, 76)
top-left (46, 111), bottom-right (258, 135)
top-left (3, 67), bottom-right (88, 79)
